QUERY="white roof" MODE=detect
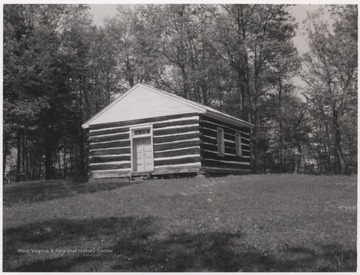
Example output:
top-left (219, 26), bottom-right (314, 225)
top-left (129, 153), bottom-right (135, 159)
top-left (82, 84), bottom-right (254, 129)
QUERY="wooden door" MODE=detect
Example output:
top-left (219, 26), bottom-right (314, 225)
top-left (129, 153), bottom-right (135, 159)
top-left (133, 137), bottom-right (154, 173)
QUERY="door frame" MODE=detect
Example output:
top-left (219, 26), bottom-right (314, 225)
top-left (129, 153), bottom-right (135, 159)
top-left (130, 124), bottom-right (154, 174)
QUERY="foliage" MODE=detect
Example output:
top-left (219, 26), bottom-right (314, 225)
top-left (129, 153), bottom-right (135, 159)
top-left (3, 4), bottom-right (119, 180)
top-left (3, 4), bottom-right (357, 181)
top-left (302, 5), bottom-right (357, 174)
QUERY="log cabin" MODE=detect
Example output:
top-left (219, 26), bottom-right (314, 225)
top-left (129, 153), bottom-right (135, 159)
top-left (82, 84), bottom-right (254, 179)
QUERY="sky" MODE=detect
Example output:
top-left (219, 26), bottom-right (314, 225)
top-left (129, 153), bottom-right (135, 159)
top-left (89, 4), bottom-right (118, 26)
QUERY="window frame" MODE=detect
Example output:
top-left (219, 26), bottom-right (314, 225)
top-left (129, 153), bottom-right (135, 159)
top-left (130, 125), bottom-right (152, 139)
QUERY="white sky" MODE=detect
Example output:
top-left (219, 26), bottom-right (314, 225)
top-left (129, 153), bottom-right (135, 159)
top-left (90, 4), bottom-right (118, 25)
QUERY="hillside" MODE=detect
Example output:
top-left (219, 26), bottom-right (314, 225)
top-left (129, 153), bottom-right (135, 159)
top-left (3, 174), bottom-right (357, 272)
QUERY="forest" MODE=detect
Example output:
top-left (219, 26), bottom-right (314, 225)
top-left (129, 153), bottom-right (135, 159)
top-left (3, 4), bottom-right (357, 182)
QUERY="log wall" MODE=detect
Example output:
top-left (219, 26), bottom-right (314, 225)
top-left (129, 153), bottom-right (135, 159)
top-left (199, 115), bottom-right (251, 174)
top-left (88, 113), bottom-right (202, 179)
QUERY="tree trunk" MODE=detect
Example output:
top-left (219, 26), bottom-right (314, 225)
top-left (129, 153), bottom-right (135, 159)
top-left (78, 131), bottom-right (86, 180)
top-left (294, 145), bottom-right (302, 174)
top-left (63, 140), bottom-right (67, 179)
top-left (45, 136), bottom-right (53, 180)
top-left (180, 65), bottom-right (190, 99)
top-left (16, 129), bottom-right (21, 182)
top-left (201, 81), bottom-right (207, 105)
top-left (251, 126), bottom-right (257, 173)
top-left (3, 135), bottom-right (7, 182)
top-left (23, 126), bottom-right (28, 181)
top-left (238, 72), bottom-right (245, 119)
top-left (278, 78), bottom-right (284, 172)
top-left (324, 123), bottom-right (332, 174)
top-left (58, 148), bottom-right (62, 178)
top-left (332, 106), bottom-right (346, 174)
top-left (38, 142), bottom-right (42, 180)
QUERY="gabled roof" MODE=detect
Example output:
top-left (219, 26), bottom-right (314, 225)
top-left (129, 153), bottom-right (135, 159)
top-left (82, 84), bottom-right (254, 129)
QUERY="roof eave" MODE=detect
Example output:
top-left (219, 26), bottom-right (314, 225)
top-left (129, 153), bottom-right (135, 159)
top-left (205, 111), bottom-right (254, 129)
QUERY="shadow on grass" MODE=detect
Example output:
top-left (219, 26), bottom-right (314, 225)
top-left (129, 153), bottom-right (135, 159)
top-left (3, 179), bottom-right (139, 207)
top-left (3, 216), bottom-right (356, 272)
top-left (3, 216), bottom-right (157, 272)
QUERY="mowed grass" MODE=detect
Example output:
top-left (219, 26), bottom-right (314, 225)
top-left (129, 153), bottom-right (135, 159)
top-left (3, 174), bottom-right (357, 272)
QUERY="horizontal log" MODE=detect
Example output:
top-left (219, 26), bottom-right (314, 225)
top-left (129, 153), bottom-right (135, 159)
top-left (89, 113), bottom-right (198, 130)
top-left (200, 129), bottom-right (239, 142)
top-left (200, 128), bottom-right (217, 138)
top-left (155, 156), bottom-right (201, 166)
top-left (201, 143), bottom-right (218, 152)
top-left (202, 122), bottom-right (250, 138)
top-left (89, 120), bottom-right (199, 139)
top-left (153, 119), bottom-right (199, 129)
top-left (91, 140), bottom-right (130, 150)
top-left (203, 151), bottom-right (251, 163)
top-left (225, 141), bottom-right (242, 148)
top-left (89, 155), bottom-right (131, 164)
top-left (155, 154), bottom-right (199, 162)
top-left (202, 143), bottom-right (249, 156)
top-left (90, 162), bottom-right (131, 171)
top-left (89, 133), bottom-right (130, 143)
top-left (154, 140), bottom-right (201, 151)
top-left (201, 120), bottom-right (249, 135)
top-left (200, 129), bottom-right (249, 145)
top-left (201, 135), bottom-right (217, 145)
top-left (154, 147), bottom-right (200, 158)
top-left (201, 142), bottom-right (232, 154)
top-left (200, 115), bottom-right (250, 134)
top-left (235, 149), bottom-right (250, 157)
top-left (240, 144), bottom-right (250, 151)
top-left (203, 159), bottom-right (250, 170)
top-left (90, 148), bottom-right (131, 156)
top-left (91, 169), bottom-right (131, 179)
top-left (154, 125), bottom-right (199, 136)
top-left (154, 132), bottom-right (199, 144)
top-left (201, 125), bottom-right (251, 142)
top-left (202, 167), bottom-right (251, 174)
top-left (225, 132), bottom-right (236, 141)
top-left (201, 136), bottom-right (235, 148)
top-left (89, 127), bottom-right (129, 137)
top-left (153, 164), bottom-right (201, 175)
top-left (201, 137), bottom-right (250, 152)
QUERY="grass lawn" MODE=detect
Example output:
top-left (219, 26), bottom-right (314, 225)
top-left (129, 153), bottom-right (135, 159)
top-left (3, 174), bottom-right (357, 272)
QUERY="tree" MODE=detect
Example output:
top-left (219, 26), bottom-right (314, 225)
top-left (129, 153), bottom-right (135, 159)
top-left (104, 6), bottom-right (165, 91)
top-left (302, 5), bottom-right (357, 174)
top-left (5, 4), bottom-right (354, 181)
top-left (3, 4), bottom-right (110, 181)
top-left (209, 4), bottom-right (300, 172)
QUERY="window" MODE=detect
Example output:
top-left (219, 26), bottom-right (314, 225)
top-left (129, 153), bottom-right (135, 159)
top-left (236, 132), bottom-right (242, 156)
top-left (133, 128), bottom-right (150, 136)
top-left (131, 126), bottom-right (152, 138)
top-left (217, 127), bottom-right (225, 155)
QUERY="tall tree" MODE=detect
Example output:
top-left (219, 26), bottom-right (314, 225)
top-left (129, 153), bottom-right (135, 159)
top-left (104, 6), bottom-right (164, 91)
top-left (210, 4), bottom-right (299, 172)
top-left (3, 4), bottom-right (105, 180)
top-left (302, 5), bottom-right (357, 174)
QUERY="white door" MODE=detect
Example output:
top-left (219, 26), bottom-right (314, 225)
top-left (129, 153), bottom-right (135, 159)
top-left (133, 137), bottom-right (154, 173)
